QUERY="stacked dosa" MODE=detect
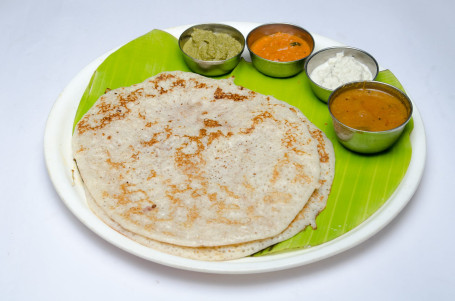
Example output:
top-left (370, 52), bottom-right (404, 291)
top-left (73, 71), bottom-right (335, 260)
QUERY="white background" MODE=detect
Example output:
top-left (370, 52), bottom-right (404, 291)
top-left (1, 0), bottom-right (454, 300)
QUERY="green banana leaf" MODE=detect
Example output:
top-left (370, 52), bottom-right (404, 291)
top-left (73, 29), bottom-right (413, 257)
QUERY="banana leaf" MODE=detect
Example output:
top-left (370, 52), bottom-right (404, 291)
top-left (73, 29), bottom-right (413, 256)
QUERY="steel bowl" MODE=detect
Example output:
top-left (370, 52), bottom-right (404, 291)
top-left (178, 23), bottom-right (245, 76)
top-left (246, 23), bottom-right (315, 78)
top-left (305, 46), bottom-right (379, 102)
top-left (328, 81), bottom-right (413, 154)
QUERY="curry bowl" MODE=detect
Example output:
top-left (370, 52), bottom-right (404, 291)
top-left (305, 47), bottom-right (379, 102)
top-left (246, 23), bottom-right (315, 78)
top-left (178, 23), bottom-right (245, 76)
top-left (328, 81), bottom-right (413, 154)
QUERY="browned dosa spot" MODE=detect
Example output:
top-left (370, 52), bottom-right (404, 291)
top-left (213, 87), bottom-right (248, 102)
top-left (77, 88), bottom-right (144, 135)
top-left (203, 119), bottom-right (221, 127)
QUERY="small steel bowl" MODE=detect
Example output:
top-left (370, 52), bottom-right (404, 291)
top-left (246, 23), bottom-right (315, 78)
top-left (178, 23), bottom-right (245, 77)
top-left (328, 81), bottom-right (413, 154)
top-left (305, 46), bottom-right (379, 102)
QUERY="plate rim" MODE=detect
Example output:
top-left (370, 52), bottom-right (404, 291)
top-left (44, 22), bottom-right (426, 274)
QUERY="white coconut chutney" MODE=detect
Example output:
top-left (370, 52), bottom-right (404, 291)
top-left (310, 52), bottom-right (373, 90)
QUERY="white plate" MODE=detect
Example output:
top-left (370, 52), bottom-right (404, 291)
top-left (44, 22), bottom-right (426, 274)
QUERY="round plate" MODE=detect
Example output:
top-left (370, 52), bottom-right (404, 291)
top-left (44, 22), bottom-right (426, 274)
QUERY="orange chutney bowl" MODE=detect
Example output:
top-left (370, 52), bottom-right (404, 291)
top-left (246, 23), bottom-right (314, 78)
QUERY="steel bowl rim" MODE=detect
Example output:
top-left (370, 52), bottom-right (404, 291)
top-left (327, 80), bottom-right (414, 134)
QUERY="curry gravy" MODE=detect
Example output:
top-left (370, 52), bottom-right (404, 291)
top-left (330, 87), bottom-right (409, 132)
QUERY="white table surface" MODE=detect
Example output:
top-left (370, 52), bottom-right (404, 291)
top-left (1, 0), bottom-right (454, 300)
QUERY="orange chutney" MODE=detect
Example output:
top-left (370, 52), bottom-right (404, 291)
top-left (330, 88), bottom-right (409, 132)
top-left (250, 32), bottom-right (311, 62)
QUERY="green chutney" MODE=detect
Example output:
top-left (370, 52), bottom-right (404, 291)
top-left (182, 28), bottom-right (242, 61)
